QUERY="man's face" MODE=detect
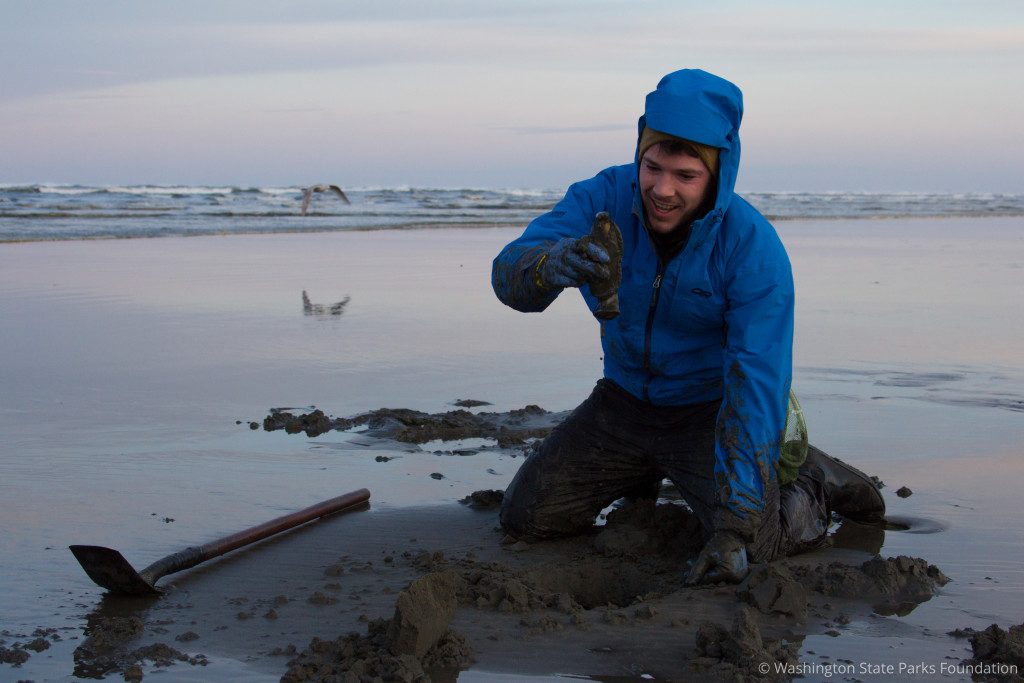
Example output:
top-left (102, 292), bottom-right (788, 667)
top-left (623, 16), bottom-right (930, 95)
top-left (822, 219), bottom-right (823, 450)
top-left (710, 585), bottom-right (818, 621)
top-left (639, 144), bottom-right (714, 234)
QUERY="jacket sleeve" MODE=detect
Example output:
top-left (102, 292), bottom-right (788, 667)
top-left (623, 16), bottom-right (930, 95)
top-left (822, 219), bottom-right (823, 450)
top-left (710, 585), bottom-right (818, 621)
top-left (711, 222), bottom-right (794, 541)
top-left (492, 171), bottom-right (613, 312)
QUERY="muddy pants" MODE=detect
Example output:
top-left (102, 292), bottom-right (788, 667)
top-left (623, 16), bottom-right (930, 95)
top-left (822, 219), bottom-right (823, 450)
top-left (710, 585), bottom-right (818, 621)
top-left (500, 379), bottom-right (830, 563)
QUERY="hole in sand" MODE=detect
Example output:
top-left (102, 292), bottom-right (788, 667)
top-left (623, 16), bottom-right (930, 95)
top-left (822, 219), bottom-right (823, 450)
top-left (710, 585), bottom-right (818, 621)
top-left (526, 563), bottom-right (659, 610)
top-left (882, 515), bottom-right (948, 534)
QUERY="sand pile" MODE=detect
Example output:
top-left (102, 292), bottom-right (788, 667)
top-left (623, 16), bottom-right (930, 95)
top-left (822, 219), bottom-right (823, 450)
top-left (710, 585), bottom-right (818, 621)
top-left (0, 626), bottom-right (60, 669)
top-left (281, 571), bottom-right (472, 683)
top-left (51, 478), bottom-right (953, 683)
top-left (261, 405), bottom-right (566, 445)
top-left (71, 614), bottom-right (209, 680)
top-left (951, 621), bottom-right (1024, 682)
top-left (44, 464), bottom-right (951, 683)
top-left (692, 606), bottom-right (800, 681)
top-left (25, 489), bottom-right (952, 683)
top-left (737, 564), bottom-right (808, 620)
top-left (432, 497), bottom-right (704, 623)
top-left (793, 554), bottom-right (949, 615)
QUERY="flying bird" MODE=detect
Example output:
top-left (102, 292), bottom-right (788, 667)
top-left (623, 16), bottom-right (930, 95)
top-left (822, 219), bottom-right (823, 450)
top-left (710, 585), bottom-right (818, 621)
top-left (300, 184), bottom-right (351, 215)
top-left (303, 290), bottom-right (350, 316)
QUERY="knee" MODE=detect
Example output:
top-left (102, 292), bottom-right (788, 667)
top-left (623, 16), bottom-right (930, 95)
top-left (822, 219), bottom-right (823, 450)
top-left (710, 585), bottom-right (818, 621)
top-left (497, 438), bottom-right (558, 540)
top-left (498, 496), bottom-right (529, 539)
top-left (499, 466), bottom-right (583, 542)
top-left (498, 476), bottom-right (551, 541)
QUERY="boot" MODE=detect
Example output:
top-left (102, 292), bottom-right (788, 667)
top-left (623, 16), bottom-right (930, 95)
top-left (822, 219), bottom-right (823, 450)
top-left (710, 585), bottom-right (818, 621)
top-left (800, 445), bottom-right (885, 523)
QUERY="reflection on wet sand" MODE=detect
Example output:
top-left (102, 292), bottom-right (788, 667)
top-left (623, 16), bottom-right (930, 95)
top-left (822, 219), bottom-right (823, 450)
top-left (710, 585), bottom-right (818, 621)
top-left (799, 364), bottom-right (1024, 413)
top-left (71, 594), bottom-right (193, 680)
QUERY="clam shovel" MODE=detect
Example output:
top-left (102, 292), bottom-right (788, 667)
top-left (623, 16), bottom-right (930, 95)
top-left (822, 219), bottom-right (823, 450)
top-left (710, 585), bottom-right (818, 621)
top-left (70, 488), bottom-right (370, 596)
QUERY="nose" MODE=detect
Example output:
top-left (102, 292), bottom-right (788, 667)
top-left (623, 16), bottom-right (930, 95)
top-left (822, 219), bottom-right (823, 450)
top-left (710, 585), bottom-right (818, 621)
top-left (652, 172), bottom-right (674, 198)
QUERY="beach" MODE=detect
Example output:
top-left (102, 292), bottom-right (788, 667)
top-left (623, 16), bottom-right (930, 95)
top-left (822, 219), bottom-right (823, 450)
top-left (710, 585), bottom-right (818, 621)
top-left (1, 217), bottom-right (1023, 681)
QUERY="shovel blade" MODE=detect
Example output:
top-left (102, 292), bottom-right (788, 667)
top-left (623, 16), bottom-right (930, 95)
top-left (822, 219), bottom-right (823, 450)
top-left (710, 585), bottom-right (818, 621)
top-left (69, 545), bottom-right (160, 596)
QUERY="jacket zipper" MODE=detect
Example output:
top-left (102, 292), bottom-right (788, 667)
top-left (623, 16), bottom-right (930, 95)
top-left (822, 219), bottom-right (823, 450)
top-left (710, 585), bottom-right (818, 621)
top-left (641, 268), bottom-right (664, 401)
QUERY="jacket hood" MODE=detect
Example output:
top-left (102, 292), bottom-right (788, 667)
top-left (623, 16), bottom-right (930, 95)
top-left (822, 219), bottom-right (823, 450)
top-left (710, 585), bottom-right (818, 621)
top-left (635, 69), bottom-right (744, 219)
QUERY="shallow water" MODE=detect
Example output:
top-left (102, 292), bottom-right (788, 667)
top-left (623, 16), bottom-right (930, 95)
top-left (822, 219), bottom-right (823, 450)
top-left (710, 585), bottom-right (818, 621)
top-left (1, 218), bottom-right (1022, 680)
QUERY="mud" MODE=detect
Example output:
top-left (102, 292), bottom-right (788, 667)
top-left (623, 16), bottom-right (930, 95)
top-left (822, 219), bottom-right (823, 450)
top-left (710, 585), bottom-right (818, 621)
top-left (737, 564), bottom-right (808, 620)
top-left (452, 399), bottom-right (491, 408)
top-left (0, 627), bottom-right (66, 669)
top-left (460, 501), bottom-right (942, 601)
top-left (71, 614), bottom-right (209, 679)
top-left (261, 404), bottom-right (567, 444)
top-left (459, 489), bottom-right (504, 509)
top-left (952, 621), bottom-right (1024, 682)
top-left (11, 490), bottom-right (957, 682)
top-left (282, 572), bottom-right (471, 683)
top-left (389, 571), bottom-right (461, 658)
top-left (792, 554), bottom-right (949, 615)
top-left (30, 402), bottom-right (955, 682)
top-left (692, 606), bottom-right (800, 681)
top-left (386, 498), bottom-right (947, 681)
top-left (0, 646), bottom-right (30, 666)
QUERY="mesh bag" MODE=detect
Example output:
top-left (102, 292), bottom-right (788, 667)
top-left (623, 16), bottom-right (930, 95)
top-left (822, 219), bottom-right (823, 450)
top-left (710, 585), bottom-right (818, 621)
top-left (777, 390), bottom-right (808, 486)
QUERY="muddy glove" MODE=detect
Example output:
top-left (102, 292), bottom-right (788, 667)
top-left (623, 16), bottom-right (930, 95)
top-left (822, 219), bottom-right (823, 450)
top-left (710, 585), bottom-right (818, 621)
top-left (684, 531), bottom-right (749, 585)
top-left (535, 237), bottom-right (611, 290)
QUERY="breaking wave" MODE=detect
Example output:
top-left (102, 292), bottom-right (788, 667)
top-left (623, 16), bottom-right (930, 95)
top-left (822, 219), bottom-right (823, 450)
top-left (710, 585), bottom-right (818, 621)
top-left (2, 184), bottom-right (1022, 242)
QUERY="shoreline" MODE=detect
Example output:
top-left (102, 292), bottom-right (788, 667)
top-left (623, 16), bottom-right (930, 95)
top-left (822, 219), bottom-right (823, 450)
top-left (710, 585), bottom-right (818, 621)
top-left (2, 212), bottom-right (1022, 246)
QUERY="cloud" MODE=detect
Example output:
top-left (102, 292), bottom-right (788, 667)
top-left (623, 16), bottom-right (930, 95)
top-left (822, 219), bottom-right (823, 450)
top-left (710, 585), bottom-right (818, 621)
top-left (2, 1), bottom-right (1021, 189)
top-left (4, 3), bottom-right (1020, 104)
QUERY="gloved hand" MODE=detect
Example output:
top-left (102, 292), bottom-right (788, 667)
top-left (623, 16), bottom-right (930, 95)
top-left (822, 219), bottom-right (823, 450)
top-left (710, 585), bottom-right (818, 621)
top-left (684, 531), bottom-right (749, 585)
top-left (537, 237), bottom-right (611, 290)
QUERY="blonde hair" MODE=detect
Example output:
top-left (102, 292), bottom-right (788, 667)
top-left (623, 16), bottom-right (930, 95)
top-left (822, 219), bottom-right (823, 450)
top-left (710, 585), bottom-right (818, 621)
top-left (638, 127), bottom-right (719, 176)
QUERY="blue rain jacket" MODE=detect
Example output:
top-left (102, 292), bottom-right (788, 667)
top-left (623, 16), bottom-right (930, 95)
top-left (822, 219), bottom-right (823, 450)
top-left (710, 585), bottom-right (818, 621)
top-left (491, 70), bottom-right (794, 536)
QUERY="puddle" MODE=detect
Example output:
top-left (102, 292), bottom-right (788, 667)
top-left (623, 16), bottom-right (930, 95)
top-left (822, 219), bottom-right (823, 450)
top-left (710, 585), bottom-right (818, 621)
top-left (421, 437), bottom-right (500, 453)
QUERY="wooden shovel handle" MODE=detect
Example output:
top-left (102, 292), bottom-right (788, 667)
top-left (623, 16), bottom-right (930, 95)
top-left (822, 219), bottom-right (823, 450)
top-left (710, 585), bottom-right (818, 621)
top-left (141, 488), bottom-right (370, 583)
top-left (199, 488), bottom-right (370, 559)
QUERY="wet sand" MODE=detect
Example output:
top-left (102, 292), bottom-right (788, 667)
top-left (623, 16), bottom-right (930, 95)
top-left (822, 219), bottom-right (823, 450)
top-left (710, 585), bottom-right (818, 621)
top-left (45, 496), bottom-right (950, 682)
top-left (1, 218), bottom-right (1023, 681)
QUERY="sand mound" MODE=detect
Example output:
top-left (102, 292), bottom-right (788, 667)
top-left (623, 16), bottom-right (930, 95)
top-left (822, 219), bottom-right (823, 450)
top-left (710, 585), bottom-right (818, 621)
top-left (795, 554), bottom-right (949, 615)
top-left (952, 622), bottom-right (1024, 682)
top-left (692, 606), bottom-right (799, 681)
top-left (262, 405), bottom-right (566, 444)
top-left (737, 564), bottom-right (808, 620)
top-left (281, 571), bottom-right (472, 682)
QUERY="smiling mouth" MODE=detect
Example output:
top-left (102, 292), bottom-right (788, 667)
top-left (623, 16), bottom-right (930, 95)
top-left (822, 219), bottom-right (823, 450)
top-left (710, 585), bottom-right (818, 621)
top-left (650, 199), bottom-right (679, 213)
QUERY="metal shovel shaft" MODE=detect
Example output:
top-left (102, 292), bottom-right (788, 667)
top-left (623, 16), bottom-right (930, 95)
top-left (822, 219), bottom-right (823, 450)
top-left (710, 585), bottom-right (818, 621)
top-left (70, 488), bottom-right (370, 595)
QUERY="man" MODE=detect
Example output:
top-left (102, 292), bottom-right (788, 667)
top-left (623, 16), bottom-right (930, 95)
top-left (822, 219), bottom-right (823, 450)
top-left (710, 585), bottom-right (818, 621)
top-left (491, 69), bottom-right (884, 585)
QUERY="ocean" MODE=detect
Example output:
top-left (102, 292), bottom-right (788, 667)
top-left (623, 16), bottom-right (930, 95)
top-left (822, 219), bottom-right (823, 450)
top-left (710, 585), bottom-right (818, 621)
top-left (2, 183), bottom-right (1024, 241)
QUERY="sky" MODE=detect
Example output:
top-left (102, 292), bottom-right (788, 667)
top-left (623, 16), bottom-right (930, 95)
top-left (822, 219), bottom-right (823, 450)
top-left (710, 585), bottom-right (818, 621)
top-left (1, 1), bottom-right (1022, 192)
